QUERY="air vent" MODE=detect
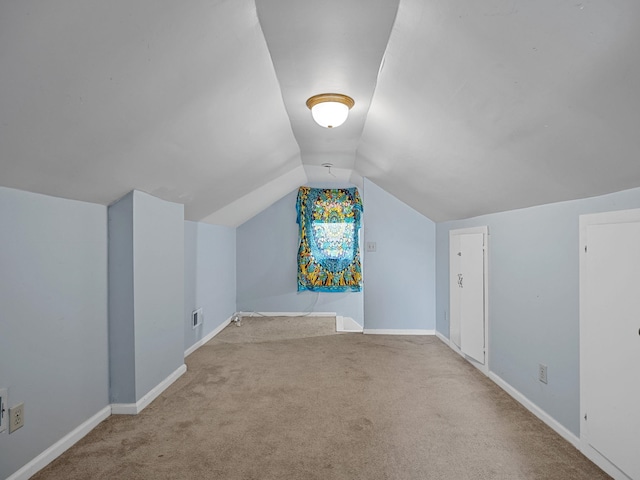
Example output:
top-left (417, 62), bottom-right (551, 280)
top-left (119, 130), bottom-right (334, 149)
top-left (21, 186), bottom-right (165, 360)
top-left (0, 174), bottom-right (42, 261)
top-left (192, 308), bottom-right (203, 329)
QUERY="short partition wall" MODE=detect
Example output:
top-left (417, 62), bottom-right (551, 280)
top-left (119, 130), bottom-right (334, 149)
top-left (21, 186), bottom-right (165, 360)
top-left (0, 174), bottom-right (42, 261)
top-left (108, 190), bottom-right (185, 408)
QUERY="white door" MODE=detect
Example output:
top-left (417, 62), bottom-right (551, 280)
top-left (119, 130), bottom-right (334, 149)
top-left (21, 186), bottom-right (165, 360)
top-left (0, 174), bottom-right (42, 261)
top-left (450, 234), bottom-right (462, 348)
top-left (460, 233), bottom-right (485, 364)
top-left (583, 221), bottom-right (640, 479)
top-left (450, 228), bottom-right (487, 366)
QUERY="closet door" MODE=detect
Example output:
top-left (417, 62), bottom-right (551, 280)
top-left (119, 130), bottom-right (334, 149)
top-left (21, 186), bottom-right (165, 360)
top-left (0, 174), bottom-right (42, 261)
top-left (459, 233), bottom-right (485, 364)
top-left (583, 219), bottom-right (640, 480)
top-left (450, 228), bottom-right (487, 367)
top-left (449, 234), bottom-right (462, 348)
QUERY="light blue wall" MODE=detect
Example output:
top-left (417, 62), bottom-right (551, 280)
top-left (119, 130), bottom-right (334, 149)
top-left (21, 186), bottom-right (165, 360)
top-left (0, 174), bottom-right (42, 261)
top-left (108, 191), bottom-right (185, 404)
top-left (132, 191), bottom-right (185, 399)
top-left (0, 187), bottom-right (109, 480)
top-left (435, 186), bottom-right (640, 436)
top-left (184, 221), bottom-right (236, 352)
top-left (363, 179), bottom-right (436, 331)
top-left (9, 177), bottom-right (640, 479)
top-left (236, 189), bottom-right (364, 324)
top-left (108, 192), bottom-right (136, 403)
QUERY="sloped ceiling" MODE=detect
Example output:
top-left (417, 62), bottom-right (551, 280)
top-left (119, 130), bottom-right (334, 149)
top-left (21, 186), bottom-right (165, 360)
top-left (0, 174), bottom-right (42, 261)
top-left (1, 0), bottom-right (640, 225)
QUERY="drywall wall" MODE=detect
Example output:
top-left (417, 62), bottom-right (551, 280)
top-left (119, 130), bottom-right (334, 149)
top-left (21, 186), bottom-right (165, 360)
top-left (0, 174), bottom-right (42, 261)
top-left (236, 188), bottom-right (364, 324)
top-left (435, 186), bottom-right (640, 436)
top-left (362, 179), bottom-right (436, 331)
top-left (132, 191), bottom-right (185, 399)
top-left (109, 190), bottom-right (185, 404)
top-left (184, 221), bottom-right (236, 352)
top-left (0, 187), bottom-right (109, 480)
top-left (108, 192), bottom-right (136, 403)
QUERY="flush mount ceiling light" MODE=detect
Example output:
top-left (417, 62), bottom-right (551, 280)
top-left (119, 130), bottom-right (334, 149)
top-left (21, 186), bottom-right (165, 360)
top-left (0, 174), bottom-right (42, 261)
top-left (306, 93), bottom-right (355, 128)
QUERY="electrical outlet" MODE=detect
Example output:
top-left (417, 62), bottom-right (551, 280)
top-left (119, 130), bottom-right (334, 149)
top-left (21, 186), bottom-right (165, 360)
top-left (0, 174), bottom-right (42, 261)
top-left (538, 364), bottom-right (548, 384)
top-left (9, 403), bottom-right (24, 433)
top-left (0, 389), bottom-right (7, 433)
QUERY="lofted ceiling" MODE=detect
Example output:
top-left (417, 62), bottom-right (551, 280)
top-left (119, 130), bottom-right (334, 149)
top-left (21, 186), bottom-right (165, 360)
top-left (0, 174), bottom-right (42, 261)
top-left (1, 0), bottom-right (640, 224)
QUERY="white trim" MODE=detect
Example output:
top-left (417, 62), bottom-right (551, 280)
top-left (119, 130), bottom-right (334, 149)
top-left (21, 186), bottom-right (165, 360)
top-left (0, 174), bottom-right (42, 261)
top-left (110, 403), bottom-right (139, 415)
top-left (238, 311), bottom-right (336, 317)
top-left (435, 330), bottom-right (449, 345)
top-left (579, 443), bottom-right (633, 480)
top-left (445, 335), bottom-right (488, 376)
top-left (579, 208), bottom-right (640, 480)
top-left (6, 406), bottom-right (111, 480)
top-left (449, 226), bottom-right (489, 236)
top-left (336, 316), bottom-right (363, 333)
top-left (8, 364), bottom-right (189, 478)
top-left (111, 364), bottom-right (187, 415)
top-left (363, 329), bottom-right (435, 335)
top-left (448, 338), bottom-right (464, 357)
top-left (184, 316), bottom-right (233, 357)
top-left (489, 372), bottom-right (580, 449)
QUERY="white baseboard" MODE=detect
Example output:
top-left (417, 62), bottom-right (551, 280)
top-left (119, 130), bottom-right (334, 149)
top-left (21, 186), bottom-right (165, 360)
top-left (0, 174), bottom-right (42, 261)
top-left (238, 311), bottom-right (337, 317)
top-left (435, 330), bottom-right (450, 345)
top-left (336, 316), bottom-right (363, 333)
top-left (363, 329), bottom-right (435, 335)
top-left (488, 372), bottom-right (580, 449)
top-left (9, 364), bottom-right (188, 479)
top-left (7, 405), bottom-right (111, 480)
top-left (580, 441), bottom-right (631, 480)
top-left (184, 315), bottom-right (233, 357)
top-left (442, 334), bottom-right (489, 376)
top-left (111, 364), bottom-right (187, 415)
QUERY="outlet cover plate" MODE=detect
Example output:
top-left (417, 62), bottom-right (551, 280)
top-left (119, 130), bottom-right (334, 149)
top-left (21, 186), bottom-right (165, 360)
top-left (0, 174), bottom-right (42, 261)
top-left (538, 364), bottom-right (548, 384)
top-left (9, 402), bottom-right (24, 433)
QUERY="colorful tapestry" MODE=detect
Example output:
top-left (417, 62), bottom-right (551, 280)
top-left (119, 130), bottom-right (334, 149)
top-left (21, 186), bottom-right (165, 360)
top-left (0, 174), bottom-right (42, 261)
top-left (296, 186), bottom-right (363, 292)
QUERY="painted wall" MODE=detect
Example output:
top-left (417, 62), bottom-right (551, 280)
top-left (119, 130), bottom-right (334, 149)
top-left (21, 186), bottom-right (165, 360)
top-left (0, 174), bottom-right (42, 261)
top-left (236, 188), bottom-right (364, 324)
top-left (132, 191), bottom-right (185, 399)
top-left (184, 221), bottom-right (236, 352)
top-left (108, 191), bottom-right (185, 404)
top-left (435, 186), bottom-right (640, 436)
top-left (362, 179), bottom-right (436, 331)
top-left (0, 187), bottom-right (109, 480)
top-left (108, 192), bottom-right (136, 403)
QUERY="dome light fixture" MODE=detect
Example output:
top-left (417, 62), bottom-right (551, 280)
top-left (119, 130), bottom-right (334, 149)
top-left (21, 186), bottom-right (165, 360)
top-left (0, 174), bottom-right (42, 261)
top-left (306, 93), bottom-right (355, 128)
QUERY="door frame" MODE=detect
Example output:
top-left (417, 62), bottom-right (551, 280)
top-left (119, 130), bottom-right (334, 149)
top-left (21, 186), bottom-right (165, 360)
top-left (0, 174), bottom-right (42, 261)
top-left (579, 208), bottom-right (640, 480)
top-left (449, 226), bottom-right (489, 376)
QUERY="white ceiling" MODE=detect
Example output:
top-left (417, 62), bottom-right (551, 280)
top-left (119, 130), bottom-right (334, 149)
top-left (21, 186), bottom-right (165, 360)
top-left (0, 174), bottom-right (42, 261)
top-left (2, 0), bottom-right (640, 225)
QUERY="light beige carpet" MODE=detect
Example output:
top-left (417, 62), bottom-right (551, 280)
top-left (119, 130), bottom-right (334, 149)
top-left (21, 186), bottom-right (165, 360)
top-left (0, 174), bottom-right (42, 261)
top-left (33, 316), bottom-right (609, 479)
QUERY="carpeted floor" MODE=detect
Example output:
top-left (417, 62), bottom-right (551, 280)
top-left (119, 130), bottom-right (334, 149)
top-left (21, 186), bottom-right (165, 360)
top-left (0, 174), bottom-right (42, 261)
top-left (33, 316), bottom-right (609, 479)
